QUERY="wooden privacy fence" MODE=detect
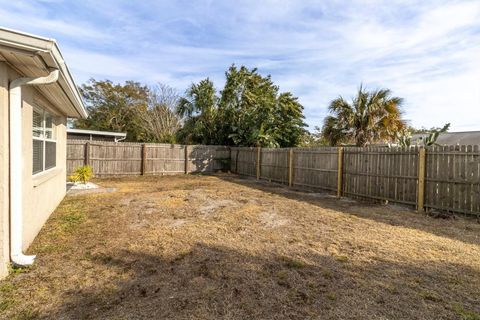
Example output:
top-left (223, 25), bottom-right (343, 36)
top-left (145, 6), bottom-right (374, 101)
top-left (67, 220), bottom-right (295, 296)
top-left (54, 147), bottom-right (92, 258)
top-left (67, 140), bottom-right (230, 176)
top-left (230, 146), bottom-right (480, 217)
top-left (67, 141), bottom-right (480, 216)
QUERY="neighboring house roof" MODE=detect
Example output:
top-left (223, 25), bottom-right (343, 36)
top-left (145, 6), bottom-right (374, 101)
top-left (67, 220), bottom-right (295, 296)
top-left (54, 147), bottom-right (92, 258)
top-left (0, 27), bottom-right (87, 118)
top-left (411, 131), bottom-right (480, 146)
top-left (67, 128), bottom-right (127, 138)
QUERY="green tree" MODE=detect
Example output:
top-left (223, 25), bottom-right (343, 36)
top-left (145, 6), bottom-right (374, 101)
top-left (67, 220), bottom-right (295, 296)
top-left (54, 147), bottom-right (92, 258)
top-left (218, 65), bottom-right (279, 146)
top-left (271, 92), bottom-right (307, 146)
top-left (177, 65), bottom-right (307, 147)
top-left (299, 126), bottom-right (328, 147)
top-left (321, 85), bottom-right (406, 146)
top-left (176, 78), bottom-right (219, 144)
top-left (74, 79), bottom-right (151, 142)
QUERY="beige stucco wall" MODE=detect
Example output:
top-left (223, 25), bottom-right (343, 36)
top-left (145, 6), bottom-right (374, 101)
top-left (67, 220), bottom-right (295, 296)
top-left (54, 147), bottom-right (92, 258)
top-left (0, 62), bottom-right (68, 278)
top-left (0, 63), bottom-right (10, 278)
top-left (22, 87), bottom-right (67, 249)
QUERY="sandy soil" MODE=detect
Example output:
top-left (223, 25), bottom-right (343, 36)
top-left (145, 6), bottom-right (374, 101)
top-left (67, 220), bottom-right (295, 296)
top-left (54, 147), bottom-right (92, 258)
top-left (1, 174), bottom-right (479, 320)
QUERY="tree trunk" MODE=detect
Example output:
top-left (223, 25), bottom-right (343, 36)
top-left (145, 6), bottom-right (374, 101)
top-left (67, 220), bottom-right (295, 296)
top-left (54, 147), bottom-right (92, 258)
top-left (356, 133), bottom-right (367, 147)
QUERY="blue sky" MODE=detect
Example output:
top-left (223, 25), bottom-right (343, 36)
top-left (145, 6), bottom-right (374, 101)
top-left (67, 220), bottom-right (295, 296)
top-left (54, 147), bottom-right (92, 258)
top-left (1, 0), bottom-right (480, 131)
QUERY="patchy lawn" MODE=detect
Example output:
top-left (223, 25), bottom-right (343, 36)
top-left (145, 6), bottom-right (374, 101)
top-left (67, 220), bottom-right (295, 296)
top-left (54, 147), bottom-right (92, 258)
top-left (1, 174), bottom-right (479, 320)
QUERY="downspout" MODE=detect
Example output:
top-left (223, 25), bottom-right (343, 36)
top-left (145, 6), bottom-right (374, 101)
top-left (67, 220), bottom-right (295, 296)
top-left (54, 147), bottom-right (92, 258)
top-left (9, 70), bottom-right (59, 266)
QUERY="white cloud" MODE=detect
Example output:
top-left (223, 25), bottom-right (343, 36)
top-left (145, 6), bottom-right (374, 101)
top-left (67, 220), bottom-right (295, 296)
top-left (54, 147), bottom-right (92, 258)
top-left (0, 0), bottom-right (479, 131)
top-left (0, 8), bottom-right (110, 41)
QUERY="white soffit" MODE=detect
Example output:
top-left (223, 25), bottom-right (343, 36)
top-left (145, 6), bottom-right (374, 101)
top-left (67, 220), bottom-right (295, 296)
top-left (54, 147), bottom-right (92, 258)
top-left (0, 27), bottom-right (87, 119)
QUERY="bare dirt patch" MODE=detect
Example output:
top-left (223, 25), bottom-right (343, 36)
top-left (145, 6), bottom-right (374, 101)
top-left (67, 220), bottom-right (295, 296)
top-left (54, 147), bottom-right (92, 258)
top-left (259, 208), bottom-right (289, 229)
top-left (1, 174), bottom-right (479, 320)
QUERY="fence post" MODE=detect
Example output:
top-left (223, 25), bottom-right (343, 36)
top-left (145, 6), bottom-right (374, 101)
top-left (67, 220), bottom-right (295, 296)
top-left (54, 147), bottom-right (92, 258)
top-left (288, 148), bottom-right (294, 187)
top-left (228, 147), bottom-right (232, 173)
top-left (85, 142), bottom-right (91, 166)
top-left (141, 143), bottom-right (147, 175)
top-left (184, 145), bottom-right (189, 174)
top-left (256, 146), bottom-right (261, 180)
top-left (337, 147), bottom-right (343, 198)
top-left (235, 149), bottom-right (239, 174)
top-left (417, 147), bottom-right (426, 212)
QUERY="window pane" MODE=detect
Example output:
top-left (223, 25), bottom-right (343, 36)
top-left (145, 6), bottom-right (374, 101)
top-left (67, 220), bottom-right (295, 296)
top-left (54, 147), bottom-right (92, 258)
top-left (33, 129), bottom-right (43, 138)
top-left (33, 109), bottom-right (43, 137)
top-left (44, 129), bottom-right (53, 139)
top-left (45, 113), bottom-right (53, 129)
top-left (33, 140), bottom-right (44, 174)
top-left (45, 141), bottom-right (56, 170)
top-left (44, 112), bottom-right (55, 140)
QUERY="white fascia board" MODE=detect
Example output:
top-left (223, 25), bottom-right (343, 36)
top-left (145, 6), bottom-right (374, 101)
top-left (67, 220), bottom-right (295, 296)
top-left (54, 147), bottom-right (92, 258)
top-left (67, 128), bottom-right (127, 137)
top-left (0, 27), bottom-right (88, 119)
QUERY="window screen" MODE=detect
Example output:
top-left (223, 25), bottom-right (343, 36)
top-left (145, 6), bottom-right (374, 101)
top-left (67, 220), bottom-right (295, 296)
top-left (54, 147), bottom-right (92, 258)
top-left (45, 141), bottom-right (56, 170)
top-left (32, 139), bottom-right (44, 174)
top-left (33, 109), bottom-right (43, 138)
top-left (32, 108), bottom-right (56, 174)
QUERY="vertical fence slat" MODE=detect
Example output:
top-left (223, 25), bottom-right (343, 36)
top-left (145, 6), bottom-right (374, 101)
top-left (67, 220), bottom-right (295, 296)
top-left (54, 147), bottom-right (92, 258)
top-left (256, 147), bottom-right (261, 180)
top-left (288, 148), bottom-right (294, 187)
top-left (473, 145), bottom-right (479, 214)
top-left (85, 142), bottom-right (90, 166)
top-left (417, 148), bottom-right (426, 211)
top-left (184, 145), bottom-right (189, 174)
top-left (66, 141), bottom-right (480, 216)
top-left (141, 144), bottom-right (147, 175)
top-left (337, 147), bottom-right (343, 197)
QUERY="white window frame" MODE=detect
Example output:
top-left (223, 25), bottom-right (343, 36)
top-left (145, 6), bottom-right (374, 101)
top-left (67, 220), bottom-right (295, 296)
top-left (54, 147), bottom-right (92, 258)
top-left (32, 106), bottom-right (56, 175)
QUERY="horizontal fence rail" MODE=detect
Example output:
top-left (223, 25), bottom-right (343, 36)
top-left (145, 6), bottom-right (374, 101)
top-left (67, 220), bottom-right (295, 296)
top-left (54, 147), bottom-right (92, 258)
top-left (67, 141), bottom-right (480, 216)
top-left (425, 145), bottom-right (480, 215)
top-left (231, 145), bottom-right (480, 217)
top-left (230, 147), bottom-right (257, 178)
top-left (342, 147), bottom-right (420, 206)
top-left (67, 140), bottom-right (230, 177)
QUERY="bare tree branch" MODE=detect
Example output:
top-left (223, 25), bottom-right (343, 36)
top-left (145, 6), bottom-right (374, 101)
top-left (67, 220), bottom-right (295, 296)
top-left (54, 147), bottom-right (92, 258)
top-left (139, 83), bottom-right (181, 143)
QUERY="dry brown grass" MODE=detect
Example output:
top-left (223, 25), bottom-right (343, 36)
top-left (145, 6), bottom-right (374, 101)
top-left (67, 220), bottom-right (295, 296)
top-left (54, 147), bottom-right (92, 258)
top-left (1, 174), bottom-right (479, 320)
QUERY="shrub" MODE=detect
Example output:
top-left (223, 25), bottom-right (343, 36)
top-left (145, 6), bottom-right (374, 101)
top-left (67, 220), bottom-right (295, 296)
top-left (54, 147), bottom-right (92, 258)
top-left (69, 165), bottom-right (94, 184)
top-left (216, 157), bottom-right (231, 172)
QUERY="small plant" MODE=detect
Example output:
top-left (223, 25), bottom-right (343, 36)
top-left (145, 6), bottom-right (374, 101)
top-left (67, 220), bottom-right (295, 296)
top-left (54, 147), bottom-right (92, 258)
top-left (0, 298), bottom-right (14, 311)
top-left (276, 269), bottom-right (290, 287)
top-left (216, 157), bottom-right (231, 172)
top-left (397, 123), bottom-right (450, 148)
top-left (321, 270), bottom-right (333, 279)
top-left (60, 212), bottom-right (85, 232)
top-left (8, 264), bottom-right (32, 274)
top-left (396, 129), bottom-right (412, 147)
top-left (453, 304), bottom-right (480, 320)
top-left (69, 165), bottom-right (94, 184)
top-left (418, 290), bottom-right (442, 302)
top-left (281, 256), bottom-right (307, 269)
top-left (325, 292), bottom-right (337, 301)
top-left (0, 283), bottom-right (14, 293)
top-left (422, 123), bottom-right (450, 146)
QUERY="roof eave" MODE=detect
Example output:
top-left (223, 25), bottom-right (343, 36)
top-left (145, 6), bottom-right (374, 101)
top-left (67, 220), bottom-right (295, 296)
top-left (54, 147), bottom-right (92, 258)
top-left (0, 27), bottom-right (88, 119)
top-left (67, 128), bottom-right (127, 137)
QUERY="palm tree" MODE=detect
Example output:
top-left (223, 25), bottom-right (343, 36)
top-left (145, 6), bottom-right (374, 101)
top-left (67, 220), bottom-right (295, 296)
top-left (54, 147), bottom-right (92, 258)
top-left (176, 78), bottom-right (219, 144)
top-left (322, 85), bottom-right (406, 146)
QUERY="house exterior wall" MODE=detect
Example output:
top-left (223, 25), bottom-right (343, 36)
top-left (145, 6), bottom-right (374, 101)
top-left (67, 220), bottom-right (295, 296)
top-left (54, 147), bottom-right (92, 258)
top-left (22, 87), bottom-right (67, 249)
top-left (0, 62), bottom-right (68, 278)
top-left (0, 63), bottom-right (10, 278)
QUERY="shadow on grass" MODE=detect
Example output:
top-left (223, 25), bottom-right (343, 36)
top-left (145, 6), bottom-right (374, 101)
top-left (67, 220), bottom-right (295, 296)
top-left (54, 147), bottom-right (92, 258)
top-left (50, 242), bottom-right (479, 320)
top-left (216, 174), bottom-right (480, 247)
top-left (4, 174), bottom-right (479, 320)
